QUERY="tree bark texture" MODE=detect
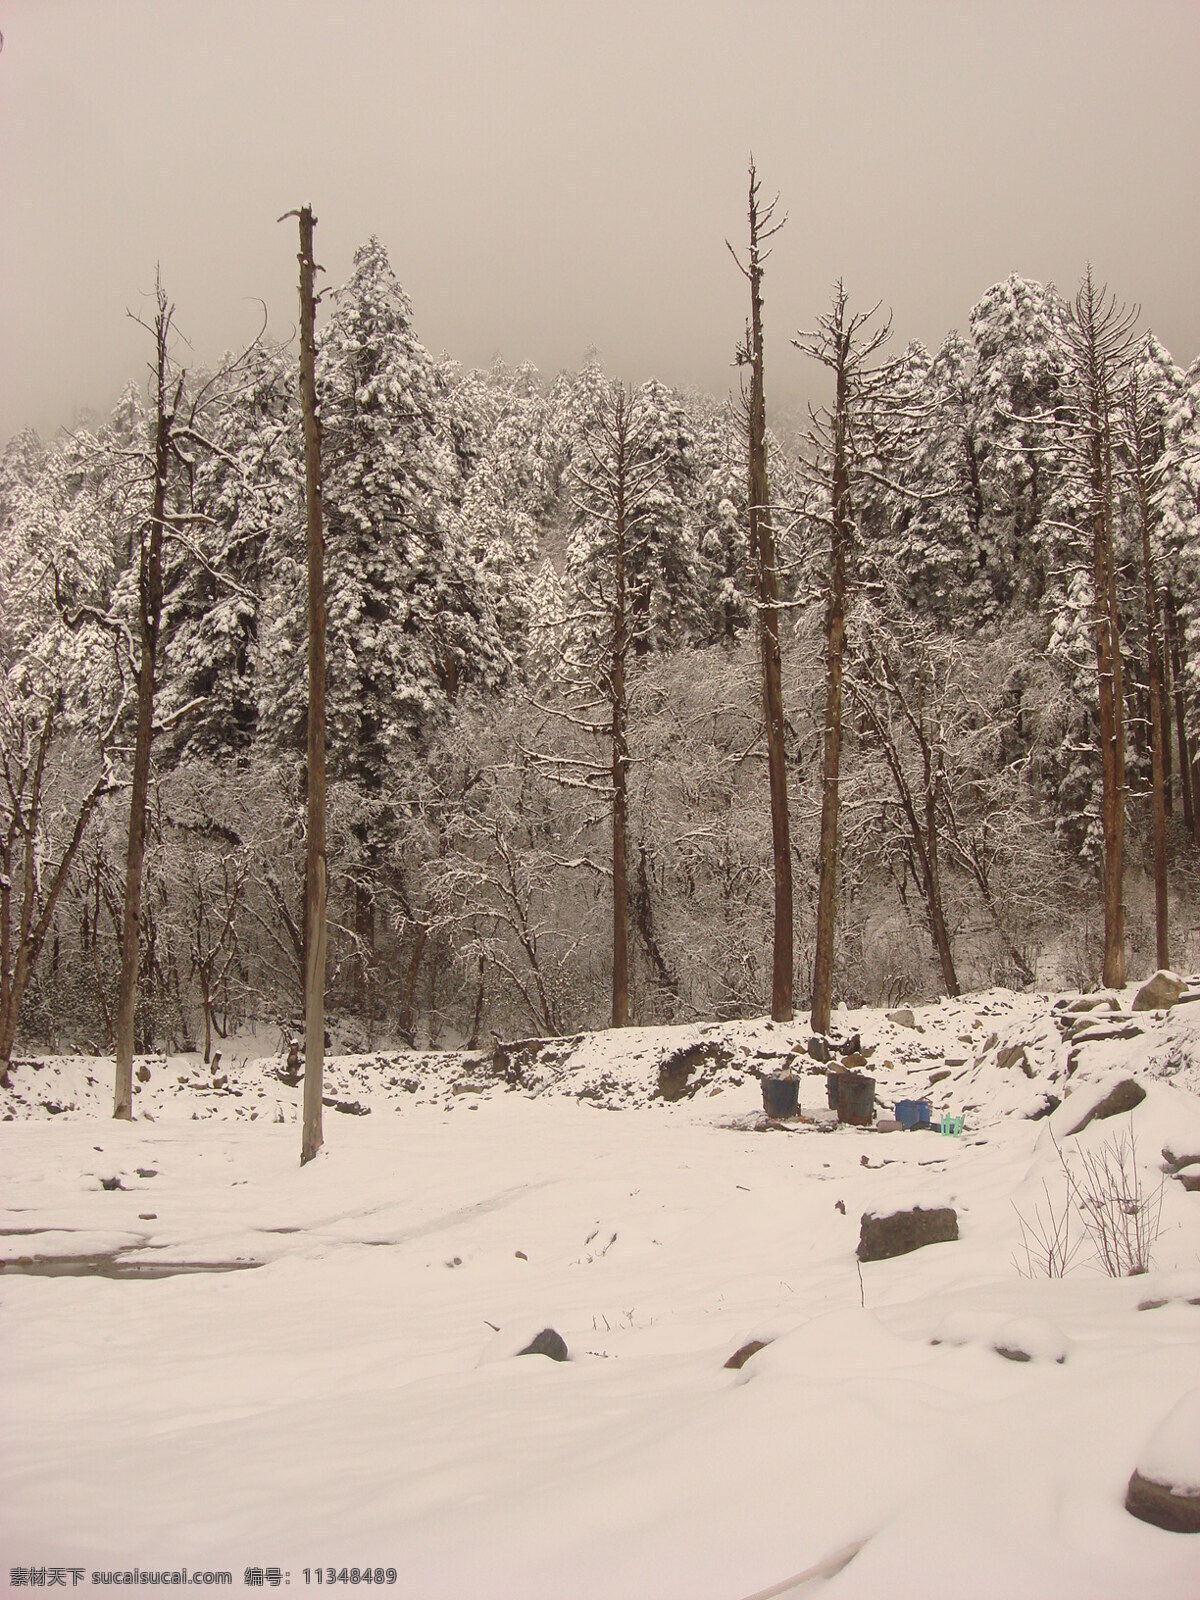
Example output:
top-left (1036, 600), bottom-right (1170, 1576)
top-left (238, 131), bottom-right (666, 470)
top-left (114, 286), bottom-right (175, 1119)
top-left (1165, 589), bottom-right (1195, 837)
top-left (811, 319), bottom-right (851, 1034)
top-left (1132, 408), bottom-right (1169, 968)
top-left (610, 399), bottom-right (630, 1028)
top-left (1077, 295), bottom-right (1126, 989)
top-left (298, 206), bottom-right (328, 1166)
top-left (743, 166), bottom-right (792, 1022)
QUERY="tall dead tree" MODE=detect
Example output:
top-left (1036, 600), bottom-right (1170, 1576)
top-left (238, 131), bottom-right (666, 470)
top-left (1064, 272), bottom-right (1136, 989)
top-left (294, 205), bottom-right (328, 1165)
top-left (795, 287), bottom-right (891, 1032)
top-left (1126, 363), bottom-right (1169, 968)
top-left (1164, 587), bottom-right (1196, 836)
top-left (113, 277), bottom-right (182, 1119)
top-left (560, 383), bottom-right (660, 1027)
top-left (729, 160), bottom-right (792, 1022)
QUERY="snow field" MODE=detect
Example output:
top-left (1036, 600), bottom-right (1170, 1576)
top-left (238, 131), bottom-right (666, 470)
top-left (3, 985), bottom-right (1200, 1597)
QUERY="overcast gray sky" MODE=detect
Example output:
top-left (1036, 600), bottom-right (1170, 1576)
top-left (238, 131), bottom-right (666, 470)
top-left (2, 0), bottom-right (1198, 444)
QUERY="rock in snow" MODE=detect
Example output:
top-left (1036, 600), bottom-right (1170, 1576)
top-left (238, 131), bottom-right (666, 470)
top-left (1132, 971), bottom-right (1186, 1013)
top-left (517, 1327), bottom-right (569, 1362)
top-left (1061, 1075), bottom-right (1147, 1136)
top-left (857, 1205), bottom-right (958, 1262)
top-left (1126, 1388), bottom-right (1200, 1533)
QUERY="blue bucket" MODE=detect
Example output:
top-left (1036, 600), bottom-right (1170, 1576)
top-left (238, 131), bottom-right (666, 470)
top-left (895, 1099), bottom-right (931, 1129)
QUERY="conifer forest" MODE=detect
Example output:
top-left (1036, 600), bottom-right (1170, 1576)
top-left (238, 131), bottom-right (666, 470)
top-left (3, 216), bottom-right (1200, 1076)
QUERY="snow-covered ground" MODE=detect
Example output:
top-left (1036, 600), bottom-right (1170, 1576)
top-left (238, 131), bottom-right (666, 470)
top-left (3, 983), bottom-right (1200, 1598)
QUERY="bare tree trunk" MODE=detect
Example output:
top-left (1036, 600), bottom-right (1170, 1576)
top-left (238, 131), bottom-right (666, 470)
top-left (1073, 275), bottom-right (1126, 989)
top-left (634, 843), bottom-right (680, 1004)
top-left (466, 954), bottom-right (487, 1051)
top-left (611, 405), bottom-right (630, 1028)
top-left (1130, 377), bottom-right (1169, 968)
top-left (1094, 476), bottom-right (1126, 989)
top-left (114, 280), bottom-right (177, 1119)
top-left (922, 756), bottom-right (959, 996)
top-left (737, 162), bottom-right (792, 1021)
top-left (812, 299), bottom-right (852, 1034)
top-left (1161, 603), bottom-right (1173, 814)
top-left (297, 206), bottom-right (327, 1167)
top-left (1165, 588), bottom-right (1195, 836)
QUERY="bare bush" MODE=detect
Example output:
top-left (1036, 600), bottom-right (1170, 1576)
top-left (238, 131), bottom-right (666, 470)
top-left (1062, 1121), bottom-right (1164, 1277)
top-left (1016, 1119), bottom-right (1165, 1278)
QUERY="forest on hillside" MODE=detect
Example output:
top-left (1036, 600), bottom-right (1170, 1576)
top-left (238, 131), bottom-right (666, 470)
top-left (2, 227), bottom-right (1199, 1067)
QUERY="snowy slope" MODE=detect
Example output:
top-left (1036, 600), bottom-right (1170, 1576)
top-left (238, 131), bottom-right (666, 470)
top-left (2, 982), bottom-right (1199, 1599)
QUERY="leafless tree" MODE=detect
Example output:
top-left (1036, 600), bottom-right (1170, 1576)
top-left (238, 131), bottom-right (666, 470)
top-left (794, 286), bottom-right (892, 1030)
top-left (534, 382), bottom-right (662, 1028)
top-left (1125, 360), bottom-right (1170, 967)
top-left (292, 205), bottom-right (328, 1166)
top-left (729, 159), bottom-right (792, 1021)
top-left (1060, 271), bottom-right (1138, 987)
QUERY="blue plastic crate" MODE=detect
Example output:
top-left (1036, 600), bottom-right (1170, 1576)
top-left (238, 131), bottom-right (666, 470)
top-left (895, 1098), bottom-right (931, 1129)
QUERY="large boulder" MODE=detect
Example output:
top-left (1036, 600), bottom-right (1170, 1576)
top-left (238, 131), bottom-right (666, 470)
top-left (1132, 970), bottom-right (1186, 1012)
top-left (1062, 1076), bottom-right (1146, 1136)
top-left (1125, 1389), bottom-right (1200, 1533)
top-left (517, 1328), bottom-right (569, 1362)
top-left (858, 1205), bottom-right (958, 1262)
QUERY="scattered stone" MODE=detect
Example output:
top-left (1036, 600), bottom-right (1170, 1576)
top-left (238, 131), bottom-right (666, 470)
top-left (1162, 1147), bottom-right (1200, 1175)
top-left (996, 1045), bottom-right (1033, 1077)
top-left (514, 1250), bottom-right (527, 1260)
top-left (139, 1213), bottom-right (156, 1221)
top-left (319, 1096), bottom-right (369, 1115)
top-left (136, 1167), bottom-right (157, 1179)
top-left (1179, 1172), bottom-right (1200, 1193)
top-left (886, 1009), bottom-right (916, 1028)
top-left (136, 1065), bottom-right (151, 1084)
top-left (724, 1338), bottom-right (772, 1370)
top-left (1132, 970), bottom-right (1186, 1013)
top-left (1126, 1473), bottom-right (1200, 1533)
top-left (1125, 1389), bottom-right (1200, 1532)
top-left (835, 1200), bottom-right (845, 1214)
top-left (1069, 1023), bottom-right (1144, 1047)
top-left (1027, 1093), bottom-right (1061, 1121)
top-left (451, 1082), bottom-right (486, 1096)
top-left (857, 1205), bottom-right (958, 1263)
top-left (1063, 1077), bottom-right (1147, 1136)
top-left (100, 1177), bottom-right (124, 1191)
top-left (807, 1036), bottom-right (831, 1063)
top-left (990, 1317), bottom-right (1068, 1364)
top-left (928, 1069), bottom-right (951, 1087)
top-left (517, 1327), bottom-right (568, 1362)
top-left (840, 1051), bottom-right (869, 1070)
top-left (835, 1033), bottom-right (862, 1056)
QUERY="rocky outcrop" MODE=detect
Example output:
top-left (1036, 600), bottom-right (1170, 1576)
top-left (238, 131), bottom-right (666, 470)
top-left (857, 1205), bottom-right (958, 1262)
top-left (1132, 970), bottom-right (1186, 1012)
top-left (1062, 1077), bottom-right (1146, 1136)
top-left (517, 1327), bottom-right (569, 1361)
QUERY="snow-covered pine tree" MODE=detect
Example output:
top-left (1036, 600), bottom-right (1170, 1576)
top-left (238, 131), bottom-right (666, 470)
top-left (159, 338), bottom-right (299, 761)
